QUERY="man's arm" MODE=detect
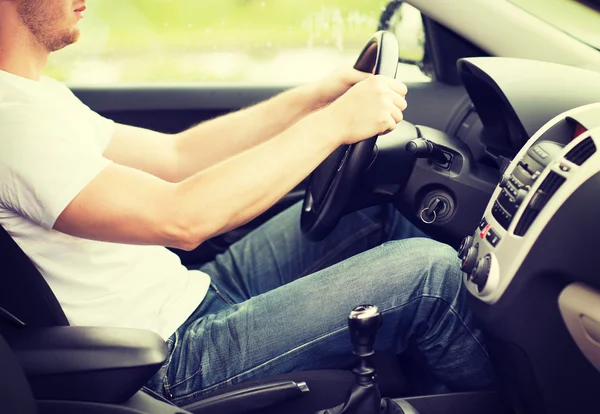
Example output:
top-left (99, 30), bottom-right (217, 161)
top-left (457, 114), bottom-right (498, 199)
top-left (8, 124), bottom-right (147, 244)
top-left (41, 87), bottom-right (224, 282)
top-left (55, 76), bottom-right (407, 250)
top-left (103, 68), bottom-right (369, 183)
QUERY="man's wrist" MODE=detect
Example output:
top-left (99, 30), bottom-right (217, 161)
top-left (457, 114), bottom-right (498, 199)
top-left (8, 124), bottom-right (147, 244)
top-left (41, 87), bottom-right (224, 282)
top-left (304, 106), bottom-right (348, 149)
top-left (296, 82), bottom-right (329, 111)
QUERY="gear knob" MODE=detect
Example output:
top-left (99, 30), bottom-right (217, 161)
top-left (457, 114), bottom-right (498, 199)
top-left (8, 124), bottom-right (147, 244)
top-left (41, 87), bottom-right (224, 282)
top-left (348, 305), bottom-right (382, 358)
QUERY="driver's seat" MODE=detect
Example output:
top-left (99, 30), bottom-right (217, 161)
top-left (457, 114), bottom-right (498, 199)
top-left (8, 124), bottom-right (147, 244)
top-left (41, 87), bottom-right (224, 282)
top-left (0, 224), bottom-right (407, 413)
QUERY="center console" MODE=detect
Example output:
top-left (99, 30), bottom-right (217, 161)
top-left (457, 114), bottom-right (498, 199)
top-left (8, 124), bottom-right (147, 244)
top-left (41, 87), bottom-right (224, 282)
top-left (460, 102), bottom-right (600, 302)
top-left (459, 102), bottom-right (600, 413)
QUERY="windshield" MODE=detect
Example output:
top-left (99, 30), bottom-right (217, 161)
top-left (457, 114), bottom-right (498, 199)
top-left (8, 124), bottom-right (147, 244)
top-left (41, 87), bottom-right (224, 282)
top-left (510, 0), bottom-right (600, 50)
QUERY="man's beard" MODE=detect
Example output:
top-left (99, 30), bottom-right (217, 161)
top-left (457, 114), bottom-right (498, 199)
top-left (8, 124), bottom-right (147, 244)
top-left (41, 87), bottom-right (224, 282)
top-left (17, 0), bottom-right (80, 52)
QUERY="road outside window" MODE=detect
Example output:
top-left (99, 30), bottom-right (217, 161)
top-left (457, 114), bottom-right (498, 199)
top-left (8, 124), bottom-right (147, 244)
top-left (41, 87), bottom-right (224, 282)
top-left (45, 0), bottom-right (431, 85)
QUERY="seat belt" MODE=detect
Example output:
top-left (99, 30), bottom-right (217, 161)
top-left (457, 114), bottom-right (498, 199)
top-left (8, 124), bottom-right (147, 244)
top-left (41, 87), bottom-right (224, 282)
top-left (0, 306), bottom-right (26, 327)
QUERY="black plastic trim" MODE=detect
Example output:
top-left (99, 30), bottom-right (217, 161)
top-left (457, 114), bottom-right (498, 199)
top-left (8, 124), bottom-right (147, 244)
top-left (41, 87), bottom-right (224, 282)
top-left (564, 137), bottom-right (597, 165)
top-left (183, 381), bottom-right (307, 414)
top-left (6, 327), bottom-right (166, 403)
top-left (514, 171), bottom-right (566, 236)
top-left (401, 391), bottom-right (511, 414)
top-left (73, 84), bottom-right (291, 112)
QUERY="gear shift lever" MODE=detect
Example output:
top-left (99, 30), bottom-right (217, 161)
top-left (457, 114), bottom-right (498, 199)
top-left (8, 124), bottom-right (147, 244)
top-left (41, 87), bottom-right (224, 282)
top-left (348, 305), bottom-right (382, 387)
top-left (316, 305), bottom-right (411, 414)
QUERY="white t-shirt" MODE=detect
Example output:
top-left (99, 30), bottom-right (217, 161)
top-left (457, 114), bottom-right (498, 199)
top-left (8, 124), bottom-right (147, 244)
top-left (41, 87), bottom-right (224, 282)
top-left (0, 70), bottom-right (210, 340)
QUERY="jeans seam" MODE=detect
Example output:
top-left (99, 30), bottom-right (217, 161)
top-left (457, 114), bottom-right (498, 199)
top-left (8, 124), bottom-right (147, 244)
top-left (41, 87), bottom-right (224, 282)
top-left (300, 221), bottom-right (381, 277)
top-left (163, 330), bottom-right (179, 397)
top-left (210, 283), bottom-right (235, 305)
top-left (141, 386), bottom-right (176, 406)
top-left (430, 254), bottom-right (489, 358)
top-left (168, 292), bottom-right (479, 404)
top-left (168, 324), bottom-right (346, 403)
top-left (170, 297), bottom-right (421, 403)
top-left (163, 339), bottom-right (174, 366)
top-left (447, 302), bottom-right (489, 357)
top-left (167, 286), bottom-right (234, 391)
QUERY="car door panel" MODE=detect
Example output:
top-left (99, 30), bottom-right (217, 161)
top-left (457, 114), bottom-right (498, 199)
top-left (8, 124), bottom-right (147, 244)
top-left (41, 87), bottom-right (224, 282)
top-left (74, 85), bottom-right (289, 132)
top-left (73, 81), bottom-right (470, 134)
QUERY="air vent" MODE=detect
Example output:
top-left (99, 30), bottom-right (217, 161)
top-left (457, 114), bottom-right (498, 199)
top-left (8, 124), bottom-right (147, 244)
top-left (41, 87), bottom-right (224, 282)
top-left (565, 137), bottom-right (596, 166)
top-left (539, 171), bottom-right (567, 196)
top-left (514, 171), bottom-right (566, 236)
top-left (514, 208), bottom-right (537, 237)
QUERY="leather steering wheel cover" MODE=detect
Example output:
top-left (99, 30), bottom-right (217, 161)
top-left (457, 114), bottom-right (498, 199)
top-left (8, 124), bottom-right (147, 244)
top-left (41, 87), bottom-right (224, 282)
top-left (301, 31), bottom-right (399, 241)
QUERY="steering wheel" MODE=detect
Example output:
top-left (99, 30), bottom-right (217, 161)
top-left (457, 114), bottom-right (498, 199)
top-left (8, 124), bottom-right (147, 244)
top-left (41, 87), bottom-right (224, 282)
top-left (301, 31), bottom-right (399, 241)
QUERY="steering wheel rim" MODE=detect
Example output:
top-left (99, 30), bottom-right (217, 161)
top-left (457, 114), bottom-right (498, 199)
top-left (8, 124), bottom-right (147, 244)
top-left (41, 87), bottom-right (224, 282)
top-left (301, 31), bottom-right (399, 241)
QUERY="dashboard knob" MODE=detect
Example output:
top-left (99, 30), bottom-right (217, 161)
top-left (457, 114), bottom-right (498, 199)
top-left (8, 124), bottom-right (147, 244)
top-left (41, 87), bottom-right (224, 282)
top-left (471, 255), bottom-right (492, 292)
top-left (461, 246), bottom-right (478, 274)
top-left (458, 236), bottom-right (473, 260)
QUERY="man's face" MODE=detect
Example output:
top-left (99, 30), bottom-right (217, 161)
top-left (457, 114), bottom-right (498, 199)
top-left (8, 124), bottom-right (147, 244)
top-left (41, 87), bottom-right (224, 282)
top-left (17, 0), bottom-right (85, 52)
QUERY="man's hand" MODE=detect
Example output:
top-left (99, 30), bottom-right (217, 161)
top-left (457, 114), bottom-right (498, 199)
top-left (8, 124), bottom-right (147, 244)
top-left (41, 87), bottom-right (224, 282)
top-left (312, 66), bottom-right (372, 108)
top-left (320, 75), bottom-right (408, 145)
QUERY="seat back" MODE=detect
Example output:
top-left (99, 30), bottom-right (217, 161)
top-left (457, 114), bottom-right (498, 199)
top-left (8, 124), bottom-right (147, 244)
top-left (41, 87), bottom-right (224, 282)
top-left (0, 333), bottom-right (37, 414)
top-left (0, 225), bottom-right (68, 329)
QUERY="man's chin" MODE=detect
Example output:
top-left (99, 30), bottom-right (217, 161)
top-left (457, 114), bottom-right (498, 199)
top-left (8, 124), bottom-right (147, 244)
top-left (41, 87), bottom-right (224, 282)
top-left (71, 29), bottom-right (82, 45)
top-left (48, 29), bottom-right (81, 52)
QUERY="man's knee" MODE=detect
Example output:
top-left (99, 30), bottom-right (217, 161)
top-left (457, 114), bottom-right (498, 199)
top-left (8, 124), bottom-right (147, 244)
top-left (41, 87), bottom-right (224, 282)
top-left (378, 238), bottom-right (463, 298)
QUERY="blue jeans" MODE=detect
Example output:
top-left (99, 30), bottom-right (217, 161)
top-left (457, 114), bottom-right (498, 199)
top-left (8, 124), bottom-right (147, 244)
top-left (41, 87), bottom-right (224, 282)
top-left (146, 203), bottom-right (494, 406)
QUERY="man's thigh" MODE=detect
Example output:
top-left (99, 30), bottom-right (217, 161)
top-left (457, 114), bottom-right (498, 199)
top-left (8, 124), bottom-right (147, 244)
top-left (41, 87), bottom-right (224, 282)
top-left (163, 238), bottom-right (492, 406)
top-left (200, 202), bottom-right (426, 303)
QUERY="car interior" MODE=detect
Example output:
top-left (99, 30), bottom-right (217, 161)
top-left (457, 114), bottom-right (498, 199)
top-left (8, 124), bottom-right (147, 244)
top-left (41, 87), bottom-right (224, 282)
top-left (3, 0), bottom-right (600, 413)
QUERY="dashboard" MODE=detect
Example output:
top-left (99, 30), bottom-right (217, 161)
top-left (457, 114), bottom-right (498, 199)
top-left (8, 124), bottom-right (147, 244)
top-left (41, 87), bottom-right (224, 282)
top-left (385, 58), bottom-right (600, 249)
top-left (457, 57), bottom-right (600, 162)
top-left (449, 58), bottom-right (600, 413)
top-left (460, 103), bottom-right (600, 303)
top-left (450, 58), bottom-right (600, 303)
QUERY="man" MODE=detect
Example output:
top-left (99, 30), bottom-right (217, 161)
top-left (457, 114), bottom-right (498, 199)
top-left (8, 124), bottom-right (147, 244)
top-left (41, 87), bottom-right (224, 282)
top-left (0, 0), bottom-right (494, 406)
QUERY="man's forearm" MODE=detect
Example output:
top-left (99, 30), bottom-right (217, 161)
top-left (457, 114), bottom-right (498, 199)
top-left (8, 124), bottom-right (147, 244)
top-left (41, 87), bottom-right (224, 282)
top-left (172, 83), bottom-right (324, 181)
top-left (169, 109), bottom-right (340, 250)
top-left (54, 75), bottom-right (404, 250)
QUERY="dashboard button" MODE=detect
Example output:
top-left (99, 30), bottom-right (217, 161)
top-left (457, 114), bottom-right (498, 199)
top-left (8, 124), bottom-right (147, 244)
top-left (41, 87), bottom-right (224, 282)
top-left (531, 145), bottom-right (549, 159)
top-left (480, 223), bottom-right (491, 239)
top-left (479, 224), bottom-right (492, 239)
top-left (478, 217), bottom-right (488, 230)
top-left (515, 188), bottom-right (529, 205)
top-left (509, 175), bottom-right (524, 189)
top-left (486, 229), bottom-right (501, 247)
top-left (505, 181), bottom-right (519, 196)
top-left (492, 201), bottom-right (513, 229)
top-left (498, 190), bottom-right (518, 214)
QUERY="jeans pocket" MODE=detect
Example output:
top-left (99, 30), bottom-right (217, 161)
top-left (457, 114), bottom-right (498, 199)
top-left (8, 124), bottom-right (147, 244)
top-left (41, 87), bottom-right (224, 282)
top-left (144, 330), bottom-right (178, 398)
top-left (164, 330), bottom-right (178, 368)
